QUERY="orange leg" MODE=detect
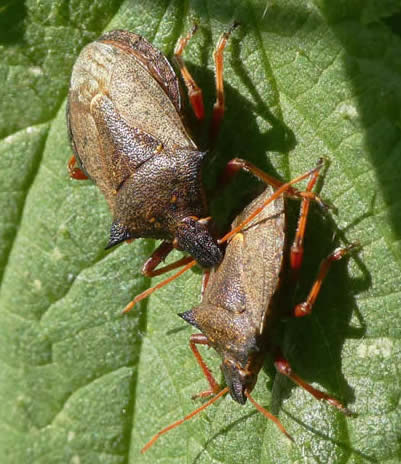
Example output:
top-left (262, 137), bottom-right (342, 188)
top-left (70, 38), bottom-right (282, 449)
top-left (222, 157), bottom-right (326, 205)
top-left (127, 239), bottom-right (192, 278)
top-left (290, 159), bottom-right (323, 279)
top-left (142, 216), bottom-right (211, 277)
top-left (174, 23), bottom-right (238, 140)
top-left (122, 259), bottom-right (196, 313)
top-left (274, 354), bottom-right (353, 415)
top-left (174, 24), bottom-right (205, 120)
top-left (127, 251), bottom-right (210, 312)
top-left (189, 334), bottom-right (221, 398)
top-left (125, 216), bottom-right (215, 310)
top-left (294, 243), bottom-right (358, 317)
top-left (210, 22), bottom-right (239, 141)
top-left (219, 159), bottom-right (326, 245)
top-left (141, 241), bottom-right (175, 277)
top-left (144, 256), bottom-right (194, 277)
top-left (68, 154), bottom-right (88, 180)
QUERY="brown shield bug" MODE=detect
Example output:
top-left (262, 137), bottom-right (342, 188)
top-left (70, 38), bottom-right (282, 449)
top-left (141, 159), bottom-right (357, 452)
top-left (67, 25), bottom-right (238, 273)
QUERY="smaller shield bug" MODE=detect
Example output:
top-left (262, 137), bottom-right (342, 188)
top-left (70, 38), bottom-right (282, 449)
top-left (141, 160), bottom-right (357, 452)
top-left (67, 25), bottom-right (238, 274)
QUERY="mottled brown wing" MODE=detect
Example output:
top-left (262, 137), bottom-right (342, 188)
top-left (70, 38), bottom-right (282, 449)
top-left (68, 31), bottom-right (197, 207)
top-left (232, 186), bottom-right (285, 334)
top-left (98, 31), bottom-right (195, 151)
top-left (99, 31), bottom-right (182, 114)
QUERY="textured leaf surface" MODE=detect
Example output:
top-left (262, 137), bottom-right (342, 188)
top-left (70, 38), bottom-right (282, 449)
top-left (0, 1), bottom-right (400, 463)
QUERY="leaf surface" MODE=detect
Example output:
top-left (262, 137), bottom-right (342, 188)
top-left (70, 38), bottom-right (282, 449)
top-left (0, 1), bottom-right (400, 463)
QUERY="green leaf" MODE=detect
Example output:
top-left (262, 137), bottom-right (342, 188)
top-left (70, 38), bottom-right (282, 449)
top-left (1, 1), bottom-right (400, 463)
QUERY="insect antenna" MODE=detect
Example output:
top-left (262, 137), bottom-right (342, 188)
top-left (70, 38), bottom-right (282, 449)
top-left (141, 387), bottom-right (293, 453)
top-left (141, 387), bottom-right (229, 453)
top-left (245, 391), bottom-right (293, 442)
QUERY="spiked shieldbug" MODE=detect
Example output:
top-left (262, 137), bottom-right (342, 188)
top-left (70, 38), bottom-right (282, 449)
top-left (67, 27), bottom-right (237, 273)
top-left (141, 162), bottom-right (356, 452)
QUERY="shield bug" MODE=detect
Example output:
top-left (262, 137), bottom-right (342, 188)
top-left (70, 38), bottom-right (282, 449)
top-left (141, 160), bottom-right (357, 452)
top-left (67, 25), bottom-right (237, 274)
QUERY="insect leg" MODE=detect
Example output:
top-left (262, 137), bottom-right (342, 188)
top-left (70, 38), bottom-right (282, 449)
top-left (219, 160), bottom-right (325, 245)
top-left (174, 24), bottom-right (205, 120)
top-left (68, 154), bottom-right (88, 180)
top-left (290, 159), bottom-right (323, 279)
top-left (142, 241), bottom-right (180, 277)
top-left (210, 22), bottom-right (240, 141)
top-left (122, 260), bottom-right (197, 313)
top-left (140, 336), bottom-right (229, 452)
top-left (274, 353), bottom-right (353, 415)
top-left (190, 333), bottom-right (221, 398)
top-left (144, 255), bottom-right (194, 277)
top-left (294, 243), bottom-right (358, 317)
top-left (223, 157), bottom-right (326, 205)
